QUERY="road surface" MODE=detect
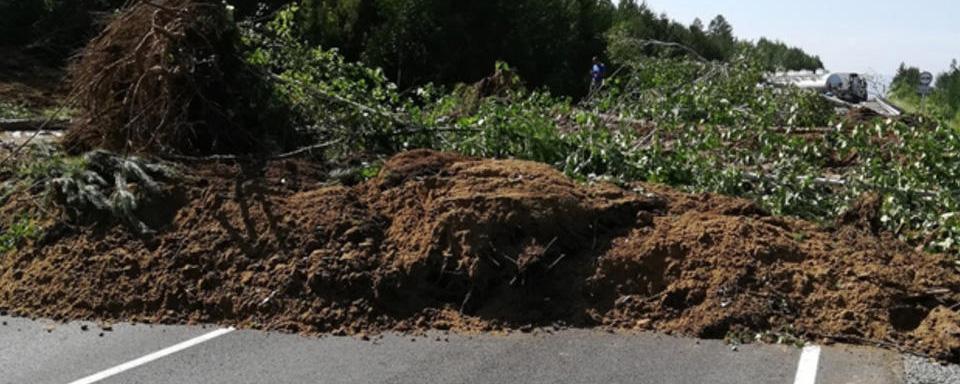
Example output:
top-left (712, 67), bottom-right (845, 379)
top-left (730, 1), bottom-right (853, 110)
top-left (1, 315), bottom-right (958, 384)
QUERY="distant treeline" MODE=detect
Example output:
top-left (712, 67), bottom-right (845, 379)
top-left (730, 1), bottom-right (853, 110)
top-left (0, 0), bottom-right (824, 96)
top-left (291, 0), bottom-right (824, 95)
top-left (606, 4), bottom-right (823, 71)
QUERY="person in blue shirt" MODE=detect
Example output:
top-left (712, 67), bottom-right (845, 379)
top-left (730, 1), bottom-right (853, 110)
top-left (590, 56), bottom-right (606, 91)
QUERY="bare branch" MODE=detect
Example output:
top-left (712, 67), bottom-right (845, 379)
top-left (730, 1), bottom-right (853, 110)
top-left (618, 38), bottom-right (710, 63)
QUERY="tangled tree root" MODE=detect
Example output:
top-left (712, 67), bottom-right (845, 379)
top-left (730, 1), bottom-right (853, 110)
top-left (64, 0), bottom-right (290, 156)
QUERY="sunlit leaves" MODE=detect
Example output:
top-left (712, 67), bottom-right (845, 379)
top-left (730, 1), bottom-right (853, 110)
top-left (245, 9), bottom-right (960, 258)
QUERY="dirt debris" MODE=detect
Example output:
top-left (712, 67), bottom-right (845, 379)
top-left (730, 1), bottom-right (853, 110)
top-left (0, 149), bottom-right (958, 362)
top-left (912, 307), bottom-right (960, 361)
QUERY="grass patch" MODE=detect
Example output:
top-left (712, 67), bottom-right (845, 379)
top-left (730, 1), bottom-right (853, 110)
top-left (888, 95), bottom-right (960, 131)
top-left (0, 101), bottom-right (71, 121)
top-left (0, 101), bottom-right (34, 119)
top-left (0, 215), bottom-right (39, 254)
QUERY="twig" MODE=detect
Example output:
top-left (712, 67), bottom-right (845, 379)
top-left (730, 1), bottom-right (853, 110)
top-left (540, 237), bottom-right (563, 270)
top-left (459, 287), bottom-right (474, 314)
top-left (271, 138), bottom-right (344, 160)
top-left (805, 330), bottom-right (938, 360)
top-left (259, 289), bottom-right (278, 306)
top-left (546, 253), bottom-right (567, 271)
top-left (924, 288), bottom-right (952, 295)
top-left (618, 38), bottom-right (710, 63)
top-left (140, 0), bottom-right (183, 14)
top-left (267, 71), bottom-right (490, 139)
top-left (386, 126), bottom-right (482, 137)
top-left (160, 138), bottom-right (343, 162)
top-left (640, 291), bottom-right (667, 303)
top-left (270, 74), bottom-right (405, 123)
top-left (486, 241), bottom-right (503, 268)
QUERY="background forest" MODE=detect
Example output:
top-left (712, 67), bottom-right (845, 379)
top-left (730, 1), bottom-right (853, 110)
top-left (0, 0), bottom-right (823, 96)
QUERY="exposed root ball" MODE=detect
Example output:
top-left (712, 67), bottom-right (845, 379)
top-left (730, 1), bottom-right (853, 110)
top-left (65, 0), bottom-right (288, 155)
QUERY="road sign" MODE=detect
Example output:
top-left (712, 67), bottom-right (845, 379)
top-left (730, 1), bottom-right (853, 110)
top-left (918, 71), bottom-right (934, 97)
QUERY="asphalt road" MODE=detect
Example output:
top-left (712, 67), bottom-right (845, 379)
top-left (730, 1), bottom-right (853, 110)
top-left (0, 315), bottom-right (957, 384)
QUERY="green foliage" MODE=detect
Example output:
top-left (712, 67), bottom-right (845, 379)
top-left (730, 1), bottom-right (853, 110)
top-left (4, 145), bottom-right (177, 235)
top-left (289, 0), bottom-right (820, 95)
top-left (0, 102), bottom-right (33, 119)
top-left (1, 0), bottom-right (821, 97)
top-left (890, 60), bottom-right (960, 128)
top-left (252, 16), bottom-right (959, 257)
top-left (14, 0), bottom-right (955, 262)
top-left (0, 103), bottom-right (71, 121)
top-left (47, 151), bottom-right (178, 234)
top-left (241, 4), bottom-right (407, 156)
top-left (16, 150), bottom-right (87, 184)
top-left (0, 0), bottom-right (295, 61)
top-left (933, 60), bottom-right (960, 119)
top-left (891, 63), bottom-right (923, 93)
top-left (392, 56), bottom-right (956, 256)
top-left (298, 0), bottom-right (371, 51)
top-left (591, 57), bottom-right (833, 127)
top-left (752, 38), bottom-right (824, 71)
top-left (353, 0), bottom-right (615, 96)
top-left (607, 2), bottom-right (730, 63)
top-left (359, 163), bottom-right (382, 180)
top-left (124, 8), bottom-right (945, 259)
top-left (889, 64), bottom-right (926, 112)
top-left (0, 215), bottom-right (38, 254)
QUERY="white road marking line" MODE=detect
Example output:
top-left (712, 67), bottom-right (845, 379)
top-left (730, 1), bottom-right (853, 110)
top-left (67, 327), bottom-right (235, 384)
top-left (793, 345), bottom-right (822, 384)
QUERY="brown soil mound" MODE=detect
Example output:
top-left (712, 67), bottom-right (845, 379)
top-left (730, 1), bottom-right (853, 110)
top-left (1, 150), bottom-right (958, 361)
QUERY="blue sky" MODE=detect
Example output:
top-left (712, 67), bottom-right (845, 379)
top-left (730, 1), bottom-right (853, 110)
top-left (641, 0), bottom-right (959, 76)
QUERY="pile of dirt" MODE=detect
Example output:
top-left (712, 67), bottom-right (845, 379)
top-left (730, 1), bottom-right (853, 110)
top-left (64, 0), bottom-right (290, 155)
top-left (1, 149), bottom-right (958, 361)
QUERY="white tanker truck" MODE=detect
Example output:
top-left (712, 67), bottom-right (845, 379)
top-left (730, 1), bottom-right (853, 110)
top-left (767, 72), bottom-right (869, 103)
top-left (823, 73), bottom-right (869, 103)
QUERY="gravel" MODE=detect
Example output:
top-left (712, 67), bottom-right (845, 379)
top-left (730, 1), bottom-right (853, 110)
top-left (905, 355), bottom-right (960, 384)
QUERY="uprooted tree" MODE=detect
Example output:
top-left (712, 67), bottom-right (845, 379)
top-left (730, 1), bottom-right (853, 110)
top-left (65, 0), bottom-right (294, 156)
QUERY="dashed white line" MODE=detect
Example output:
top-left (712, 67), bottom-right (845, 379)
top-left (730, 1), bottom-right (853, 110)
top-left (66, 327), bottom-right (235, 384)
top-left (793, 345), bottom-right (822, 384)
